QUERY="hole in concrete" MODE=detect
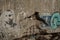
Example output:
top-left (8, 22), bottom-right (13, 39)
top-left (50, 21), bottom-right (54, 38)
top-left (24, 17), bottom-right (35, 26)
top-left (7, 10), bottom-right (11, 11)
top-left (0, 13), bottom-right (2, 16)
top-left (9, 15), bottom-right (11, 17)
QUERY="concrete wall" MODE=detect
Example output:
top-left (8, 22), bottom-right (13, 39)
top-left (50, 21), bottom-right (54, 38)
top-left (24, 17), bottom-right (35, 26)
top-left (0, 0), bottom-right (60, 40)
top-left (0, 0), bottom-right (59, 14)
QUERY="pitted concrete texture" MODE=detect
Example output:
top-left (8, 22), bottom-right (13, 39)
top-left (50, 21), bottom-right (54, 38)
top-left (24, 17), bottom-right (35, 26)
top-left (0, 0), bottom-right (60, 40)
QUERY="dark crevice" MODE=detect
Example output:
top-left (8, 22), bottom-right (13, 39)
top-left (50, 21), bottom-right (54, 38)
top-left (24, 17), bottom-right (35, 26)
top-left (25, 12), bottom-right (48, 26)
top-left (7, 10), bottom-right (11, 11)
top-left (34, 12), bottom-right (48, 25)
top-left (9, 15), bottom-right (11, 17)
top-left (0, 13), bottom-right (2, 16)
top-left (0, 10), bottom-right (2, 16)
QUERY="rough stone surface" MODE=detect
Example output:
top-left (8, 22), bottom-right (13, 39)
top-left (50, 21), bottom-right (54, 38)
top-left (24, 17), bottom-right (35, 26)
top-left (0, 0), bottom-right (60, 40)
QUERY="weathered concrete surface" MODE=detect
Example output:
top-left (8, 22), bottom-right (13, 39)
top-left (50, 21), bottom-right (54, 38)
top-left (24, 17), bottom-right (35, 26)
top-left (0, 0), bottom-right (60, 40)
